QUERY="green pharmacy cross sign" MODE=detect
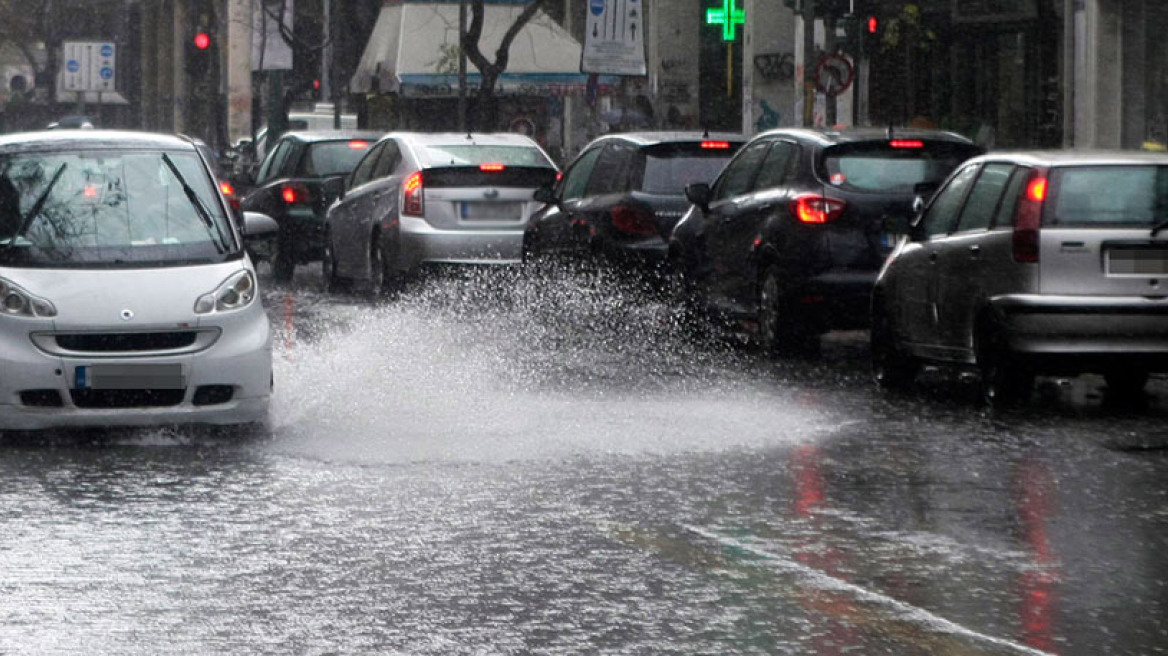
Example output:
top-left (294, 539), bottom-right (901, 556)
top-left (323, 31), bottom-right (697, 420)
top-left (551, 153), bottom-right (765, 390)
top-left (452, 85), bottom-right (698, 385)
top-left (706, 0), bottom-right (746, 42)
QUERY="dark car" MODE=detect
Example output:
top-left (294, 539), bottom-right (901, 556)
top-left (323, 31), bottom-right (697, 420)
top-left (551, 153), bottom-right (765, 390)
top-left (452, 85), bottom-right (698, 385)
top-left (871, 150), bottom-right (1168, 404)
top-left (523, 131), bottom-right (744, 280)
top-left (669, 127), bottom-right (982, 353)
top-left (240, 130), bottom-right (382, 281)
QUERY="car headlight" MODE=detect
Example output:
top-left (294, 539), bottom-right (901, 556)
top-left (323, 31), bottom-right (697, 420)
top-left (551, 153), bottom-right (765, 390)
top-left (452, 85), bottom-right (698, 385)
top-left (194, 270), bottom-right (257, 314)
top-left (0, 278), bottom-right (57, 318)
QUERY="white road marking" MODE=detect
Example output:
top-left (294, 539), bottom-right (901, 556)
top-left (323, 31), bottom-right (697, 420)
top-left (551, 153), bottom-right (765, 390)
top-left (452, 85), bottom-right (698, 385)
top-left (682, 524), bottom-right (1057, 656)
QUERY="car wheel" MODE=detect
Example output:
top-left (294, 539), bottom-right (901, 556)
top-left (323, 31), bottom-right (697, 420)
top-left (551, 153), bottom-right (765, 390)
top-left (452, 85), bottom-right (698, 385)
top-left (370, 233), bottom-right (404, 297)
top-left (870, 302), bottom-right (918, 391)
top-left (1104, 369), bottom-right (1149, 395)
top-left (270, 234), bottom-right (295, 283)
top-left (758, 265), bottom-right (816, 356)
top-left (321, 230), bottom-right (346, 293)
top-left (977, 324), bottom-right (1032, 407)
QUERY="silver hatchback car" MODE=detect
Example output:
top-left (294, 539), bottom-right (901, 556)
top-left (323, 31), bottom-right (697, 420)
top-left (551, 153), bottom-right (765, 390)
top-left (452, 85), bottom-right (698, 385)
top-left (0, 130), bottom-right (277, 430)
top-left (872, 151), bottom-right (1168, 403)
top-left (322, 132), bottom-right (559, 293)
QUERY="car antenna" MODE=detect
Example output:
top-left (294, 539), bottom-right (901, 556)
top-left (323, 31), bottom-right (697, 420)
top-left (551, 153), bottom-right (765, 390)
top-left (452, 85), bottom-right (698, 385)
top-left (887, 124), bottom-right (894, 140)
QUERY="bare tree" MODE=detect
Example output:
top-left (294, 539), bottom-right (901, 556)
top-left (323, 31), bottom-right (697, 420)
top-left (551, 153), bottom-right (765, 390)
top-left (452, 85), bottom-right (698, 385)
top-left (460, 0), bottom-right (550, 130)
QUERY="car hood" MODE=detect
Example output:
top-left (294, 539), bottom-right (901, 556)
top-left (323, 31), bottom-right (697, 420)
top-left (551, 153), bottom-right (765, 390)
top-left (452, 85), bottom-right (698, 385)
top-left (1, 262), bottom-right (252, 330)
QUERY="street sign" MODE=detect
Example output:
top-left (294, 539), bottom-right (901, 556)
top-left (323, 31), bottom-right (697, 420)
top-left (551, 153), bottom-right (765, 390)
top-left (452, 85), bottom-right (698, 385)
top-left (581, 0), bottom-right (647, 76)
top-left (61, 41), bottom-right (117, 92)
top-left (814, 53), bottom-right (853, 97)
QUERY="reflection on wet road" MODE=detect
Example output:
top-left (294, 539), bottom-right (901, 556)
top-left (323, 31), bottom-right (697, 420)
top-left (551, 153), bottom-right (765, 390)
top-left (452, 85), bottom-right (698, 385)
top-left (1, 267), bottom-right (1166, 655)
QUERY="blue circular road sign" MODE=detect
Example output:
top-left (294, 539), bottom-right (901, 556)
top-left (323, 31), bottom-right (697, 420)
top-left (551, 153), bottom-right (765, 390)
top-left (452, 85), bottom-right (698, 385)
top-left (100, 44), bottom-right (114, 57)
top-left (66, 60), bottom-right (80, 73)
top-left (589, 0), bottom-right (604, 16)
top-left (100, 67), bottom-right (114, 80)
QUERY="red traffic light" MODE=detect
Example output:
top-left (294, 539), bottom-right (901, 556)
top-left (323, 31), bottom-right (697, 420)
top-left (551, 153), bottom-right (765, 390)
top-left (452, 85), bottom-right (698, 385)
top-left (867, 16), bottom-right (879, 34)
top-left (193, 32), bottom-right (211, 50)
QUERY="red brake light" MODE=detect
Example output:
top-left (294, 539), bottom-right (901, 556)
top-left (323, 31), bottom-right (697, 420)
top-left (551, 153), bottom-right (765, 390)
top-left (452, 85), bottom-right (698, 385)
top-left (480, 163), bottom-right (505, 172)
top-left (219, 181), bottom-right (235, 197)
top-left (348, 140), bottom-right (369, 150)
top-left (82, 185), bottom-right (99, 199)
top-left (889, 139), bottom-right (924, 149)
top-left (701, 141), bottom-right (731, 149)
top-left (1026, 177), bottom-right (1047, 202)
top-left (281, 183), bottom-right (311, 205)
top-left (791, 195), bottom-right (846, 224)
top-left (403, 171), bottom-right (424, 216)
top-left (1012, 169), bottom-right (1048, 264)
top-left (610, 205), bottom-right (658, 236)
top-left (556, 172), bottom-right (563, 182)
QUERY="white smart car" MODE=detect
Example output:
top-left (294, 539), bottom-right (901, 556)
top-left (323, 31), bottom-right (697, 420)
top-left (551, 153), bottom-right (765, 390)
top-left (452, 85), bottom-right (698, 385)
top-left (0, 130), bottom-right (277, 430)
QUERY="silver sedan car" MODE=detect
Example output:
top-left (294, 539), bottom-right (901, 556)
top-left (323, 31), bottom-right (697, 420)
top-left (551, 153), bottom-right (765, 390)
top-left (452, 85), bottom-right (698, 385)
top-left (872, 150), bottom-right (1168, 404)
top-left (0, 130), bottom-right (277, 430)
top-left (322, 132), bottom-right (559, 293)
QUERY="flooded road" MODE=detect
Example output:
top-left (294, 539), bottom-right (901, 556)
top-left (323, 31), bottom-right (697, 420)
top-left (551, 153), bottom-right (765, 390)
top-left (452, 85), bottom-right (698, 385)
top-left (2, 267), bottom-right (1167, 655)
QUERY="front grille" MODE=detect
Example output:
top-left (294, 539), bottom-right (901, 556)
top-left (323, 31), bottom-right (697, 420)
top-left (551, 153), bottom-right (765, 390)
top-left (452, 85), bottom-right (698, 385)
top-left (70, 388), bottom-right (185, 408)
top-left (55, 332), bottom-right (199, 353)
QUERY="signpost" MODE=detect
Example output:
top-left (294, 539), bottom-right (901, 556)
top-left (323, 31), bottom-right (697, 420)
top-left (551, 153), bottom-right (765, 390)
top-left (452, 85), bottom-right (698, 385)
top-left (581, 0), bottom-right (647, 76)
top-left (61, 41), bottom-right (117, 123)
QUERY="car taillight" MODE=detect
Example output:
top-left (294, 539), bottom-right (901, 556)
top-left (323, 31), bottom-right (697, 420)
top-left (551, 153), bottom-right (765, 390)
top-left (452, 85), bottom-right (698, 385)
top-left (281, 182), bottom-right (311, 205)
top-left (701, 141), bottom-right (731, 149)
top-left (790, 194), bottom-right (846, 224)
top-left (1012, 168), bottom-right (1048, 264)
top-left (889, 139), bottom-right (924, 149)
top-left (219, 181), bottom-right (241, 212)
top-left (480, 163), bottom-right (505, 172)
top-left (402, 171), bottom-right (424, 216)
top-left (610, 204), bottom-right (658, 236)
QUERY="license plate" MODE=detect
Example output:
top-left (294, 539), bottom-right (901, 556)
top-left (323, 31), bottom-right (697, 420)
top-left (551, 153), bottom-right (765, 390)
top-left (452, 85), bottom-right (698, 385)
top-left (460, 202), bottom-right (521, 221)
top-left (75, 364), bottom-right (185, 390)
top-left (1107, 247), bottom-right (1168, 275)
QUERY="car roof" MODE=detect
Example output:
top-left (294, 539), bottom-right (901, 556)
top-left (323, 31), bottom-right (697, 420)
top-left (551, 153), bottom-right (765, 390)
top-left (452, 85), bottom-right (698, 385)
top-left (968, 149), bottom-right (1168, 167)
top-left (583, 131), bottom-right (748, 148)
top-left (278, 130), bottom-right (385, 142)
top-left (387, 132), bottom-right (544, 147)
top-left (755, 126), bottom-right (976, 147)
top-left (0, 129), bottom-right (198, 152)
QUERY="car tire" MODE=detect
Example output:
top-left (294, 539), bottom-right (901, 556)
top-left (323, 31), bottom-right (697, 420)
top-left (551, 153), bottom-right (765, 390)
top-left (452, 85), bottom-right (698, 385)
top-left (321, 230), bottom-right (347, 293)
top-left (1104, 369), bottom-right (1149, 395)
top-left (370, 232), bottom-right (404, 297)
top-left (870, 302), bottom-right (918, 391)
top-left (977, 323), bottom-right (1032, 407)
top-left (270, 234), bottom-right (295, 283)
top-left (758, 265), bottom-right (817, 356)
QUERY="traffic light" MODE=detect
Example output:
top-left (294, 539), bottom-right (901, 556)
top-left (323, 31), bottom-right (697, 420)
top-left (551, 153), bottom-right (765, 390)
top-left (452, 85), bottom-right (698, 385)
top-left (185, 26), bottom-right (216, 77)
top-left (861, 14), bottom-right (883, 56)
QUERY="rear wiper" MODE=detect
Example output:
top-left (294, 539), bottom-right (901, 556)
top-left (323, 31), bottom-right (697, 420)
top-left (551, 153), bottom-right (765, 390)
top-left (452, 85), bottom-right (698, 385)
top-left (1, 163), bottom-right (67, 250)
top-left (1152, 217), bottom-right (1168, 237)
top-left (160, 153), bottom-right (229, 254)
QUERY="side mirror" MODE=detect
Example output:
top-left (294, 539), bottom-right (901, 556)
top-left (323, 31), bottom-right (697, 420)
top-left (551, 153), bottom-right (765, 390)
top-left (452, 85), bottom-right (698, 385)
top-left (322, 174), bottom-right (346, 202)
top-left (241, 211), bottom-right (278, 239)
top-left (533, 184), bottom-right (558, 206)
top-left (685, 183), bottom-right (711, 213)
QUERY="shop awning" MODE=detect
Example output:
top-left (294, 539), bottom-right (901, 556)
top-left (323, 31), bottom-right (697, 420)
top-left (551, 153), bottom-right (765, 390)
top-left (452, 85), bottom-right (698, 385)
top-left (350, 1), bottom-right (620, 98)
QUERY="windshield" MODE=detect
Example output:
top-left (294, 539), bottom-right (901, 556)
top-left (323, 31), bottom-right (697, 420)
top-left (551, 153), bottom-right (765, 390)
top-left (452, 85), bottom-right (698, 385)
top-left (1047, 165), bottom-right (1168, 226)
top-left (640, 144), bottom-right (739, 194)
top-left (300, 140), bottom-right (373, 177)
top-left (419, 144), bottom-right (553, 168)
top-left (0, 149), bottom-right (236, 268)
top-left (821, 142), bottom-right (982, 193)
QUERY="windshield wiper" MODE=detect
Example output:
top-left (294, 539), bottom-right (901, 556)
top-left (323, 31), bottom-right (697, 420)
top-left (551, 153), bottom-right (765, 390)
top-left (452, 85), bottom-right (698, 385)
top-left (1152, 216), bottom-right (1168, 238)
top-left (1, 163), bottom-right (67, 250)
top-left (160, 153), bottom-right (229, 254)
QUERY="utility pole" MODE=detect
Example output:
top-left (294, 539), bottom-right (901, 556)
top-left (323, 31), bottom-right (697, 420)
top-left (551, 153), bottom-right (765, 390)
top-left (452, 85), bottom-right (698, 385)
top-left (802, 0), bottom-right (816, 127)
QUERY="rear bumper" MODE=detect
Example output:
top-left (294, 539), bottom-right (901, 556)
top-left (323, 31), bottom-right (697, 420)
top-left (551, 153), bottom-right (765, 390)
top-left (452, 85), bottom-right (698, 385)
top-left (801, 270), bottom-right (877, 330)
top-left (990, 294), bottom-right (1168, 368)
top-left (399, 217), bottom-right (524, 269)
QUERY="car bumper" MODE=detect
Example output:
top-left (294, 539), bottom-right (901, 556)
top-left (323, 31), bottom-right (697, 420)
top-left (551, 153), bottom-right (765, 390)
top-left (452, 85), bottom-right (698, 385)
top-left (399, 217), bottom-right (524, 269)
top-left (0, 312), bottom-right (272, 431)
top-left (803, 270), bottom-right (877, 330)
top-left (991, 294), bottom-right (1168, 360)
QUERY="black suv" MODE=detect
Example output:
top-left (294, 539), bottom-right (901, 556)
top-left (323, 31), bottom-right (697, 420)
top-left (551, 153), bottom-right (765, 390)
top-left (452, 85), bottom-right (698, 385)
top-left (524, 132), bottom-right (744, 281)
top-left (240, 130), bottom-right (382, 281)
top-left (669, 128), bottom-right (982, 353)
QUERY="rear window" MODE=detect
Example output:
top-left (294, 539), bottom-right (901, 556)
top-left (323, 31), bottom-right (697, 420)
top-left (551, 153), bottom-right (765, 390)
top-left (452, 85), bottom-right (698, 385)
top-left (640, 143), bottom-right (741, 195)
top-left (419, 144), bottom-right (553, 168)
top-left (1047, 165), bottom-right (1168, 226)
top-left (299, 140), bottom-right (372, 177)
top-left (821, 141), bottom-right (981, 193)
